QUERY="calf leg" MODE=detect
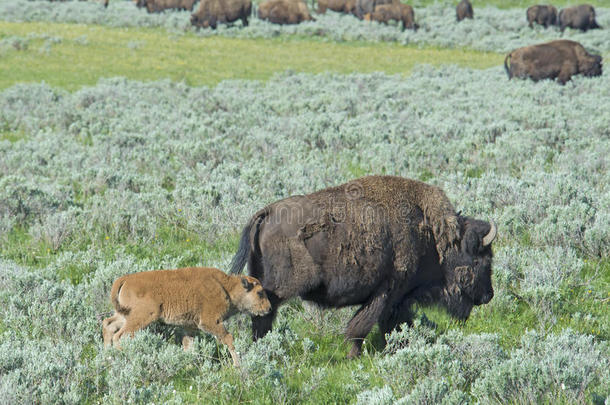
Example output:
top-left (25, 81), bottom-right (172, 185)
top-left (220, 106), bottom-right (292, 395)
top-left (199, 320), bottom-right (240, 367)
top-left (102, 313), bottom-right (125, 348)
top-left (112, 302), bottom-right (160, 348)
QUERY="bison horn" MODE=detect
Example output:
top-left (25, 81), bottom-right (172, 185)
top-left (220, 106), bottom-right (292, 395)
top-left (482, 219), bottom-right (497, 246)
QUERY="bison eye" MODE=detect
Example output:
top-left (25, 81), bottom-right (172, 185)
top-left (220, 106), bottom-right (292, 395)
top-left (258, 291), bottom-right (265, 299)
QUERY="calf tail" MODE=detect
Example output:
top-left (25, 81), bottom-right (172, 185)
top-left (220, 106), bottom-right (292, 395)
top-left (504, 52), bottom-right (512, 79)
top-left (230, 208), bottom-right (269, 274)
top-left (110, 277), bottom-right (130, 315)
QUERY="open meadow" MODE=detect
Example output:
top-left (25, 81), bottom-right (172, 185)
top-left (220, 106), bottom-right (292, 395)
top-left (0, 0), bottom-right (609, 403)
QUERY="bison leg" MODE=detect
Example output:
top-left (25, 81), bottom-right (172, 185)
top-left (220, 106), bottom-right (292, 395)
top-left (345, 289), bottom-right (390, 358)
top-left (102, 312), bottom-right (125, 348)
top-left (557, 62), bottom-right (577, 85)
top-left (378, 298), bottom-right (414, 347)
top-left (252, 291), bottom-right (282, 341)
top-left (112, 306), bottom-right (159, 348)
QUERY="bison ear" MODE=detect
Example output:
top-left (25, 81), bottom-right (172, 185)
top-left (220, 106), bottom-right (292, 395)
top-left (241, 277), bottom-right (254, 291)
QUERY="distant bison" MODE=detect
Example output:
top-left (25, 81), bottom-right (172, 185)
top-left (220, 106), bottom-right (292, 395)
top-left (355, 0), bottom-right (393, 19)
top-left (526, 5), bottom-right (558, 28)
top-left (364, 3), bottom-right (418, 30)
top-left (456, 0), bottom-right (473, 22)
top-left (102, 267), bottom-right (271, 366)
top-left (505, 40), bottom-right (602, 84)
top-left (559, 4), bottom-right (601, 32)
top-left (231, 176), bottom-right (497, 358)
top-left (191, 0), bottom-right (252, 28)
top-left (317, 0), bottom-right (355, 15)
top-left (135, 0), bottom-right (196, 13)
top-left (258, 0), bottom-right (314, 24)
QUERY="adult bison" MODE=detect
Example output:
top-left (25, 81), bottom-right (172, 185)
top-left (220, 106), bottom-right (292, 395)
top-left (355, 0), bottom-right (393, 19)
top-left (559, 4), bottom-right (601, 32)
top-left (526, 5), bottom-right (557, 28)
top-left (258, 0), bottom-right (314, 24)
top-left (191, 0), bottom-right (252, 29)
top-left (456, 0), bottom-right (473, 22)
top-left (231, 176), bottom-right (497, 358)
top-left (504, 40), bottom-right (602, 85)
top-left (364, 3), bottom-right (417, 31)
top-left (136, 0), bottom-right (196, 13)
top-left (317, 0), bottom-right (355, 15)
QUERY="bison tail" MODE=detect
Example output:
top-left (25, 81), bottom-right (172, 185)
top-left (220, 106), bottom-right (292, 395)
top-left (230, 208), bottom-right (268, 274)
top-left (110, 278), bottom-right (130, 315)
top-left (504, 52), bottom-right (512, 79)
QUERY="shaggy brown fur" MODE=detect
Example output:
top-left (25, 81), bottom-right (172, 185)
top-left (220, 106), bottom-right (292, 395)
top-left (317, 0), bottom-right (355, 15)
top-left (526, 5), bottom-right (557, 28)
top-left (559, 4), bottom-right (600, 32)
top-left (135, 0), bottom-right (197, 13)
top-left (504, 39), bottom-right (602, 85)
top-left (102, 267), bottom-right (271, 366)
top-left (456, 0), bottom-right (473, 22)
top-left (363, 3), bottom-right (417, 31)
top-left (190, 0), bottom-right (252, 28)
top-left (354, 0), bottom-right (393, 19)
top-left (230, 175), bottom-right (497, 358)
top-left (258, 0), bottom-right (314, 24)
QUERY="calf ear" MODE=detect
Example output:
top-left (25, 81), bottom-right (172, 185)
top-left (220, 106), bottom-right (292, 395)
top-left (241, 277), bottom-right (254, 291)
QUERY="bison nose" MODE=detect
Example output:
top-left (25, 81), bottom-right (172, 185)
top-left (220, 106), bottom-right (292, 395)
top-left (480, 291), bottom-right (493, 305)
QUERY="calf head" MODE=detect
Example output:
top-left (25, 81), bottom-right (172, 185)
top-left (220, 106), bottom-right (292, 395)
top-left (581, 54), bottom-right (603, 77)
top-left (238, 276), bottom-right (272, 316)
top-left (442, 217), bottom-right (496, 319)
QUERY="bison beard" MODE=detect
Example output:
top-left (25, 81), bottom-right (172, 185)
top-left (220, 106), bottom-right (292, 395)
top-left (230, 176), bottom-right (496, 358)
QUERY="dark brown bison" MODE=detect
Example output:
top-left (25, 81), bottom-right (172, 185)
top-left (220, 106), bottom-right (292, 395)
top-left (559, 4), bottom-right (601, 32)
top-left (230, 176), bottom-right (497, 358)
top-left (317, 0), bottom-right (355, 15)
top-left (456, 0), bottom-right (473, 22)
top-left (354, 0), bottom-right (393, 19)
top-left (190, 0), bottom-right (252, 28)
top-left (526, 5), bottom-right (557, 28)
top-left (258, 0), bottom-right (314, 24)
top-left (504, 39), bottom-right (602, 85)
top-left (364, 3), bottom-right (417, 30)
top-left (135, 0), bottom-right (197, 13)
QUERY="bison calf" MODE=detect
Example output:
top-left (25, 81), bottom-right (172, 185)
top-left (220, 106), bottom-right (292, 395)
top-left (559, 4), bottom-right (600, 32)
top-left (191, 0), bottom-right (252, 29)
top-left (526, 5), bottom-right (557, 28)
top-left (504, 40), bottom-right (602, 85)
top-left (456, 0), bottom-right (473, 22)
top-left (258, 0), bottom-right (314, 25)
top-left (364, 3), bottom-right (417, 31)
top-left (102, 267), bottom-right (271, 366)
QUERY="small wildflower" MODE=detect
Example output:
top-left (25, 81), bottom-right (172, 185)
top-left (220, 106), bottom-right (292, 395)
top-left (105, 236), bottom-right (109, 240)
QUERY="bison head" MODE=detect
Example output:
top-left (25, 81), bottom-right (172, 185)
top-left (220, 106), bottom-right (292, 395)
top-left (441, 218), bottom-right (496, 319)
top-left (581, 54), bottom-right (603, 77)
top-left (135, 0), bottom-right (147, 8)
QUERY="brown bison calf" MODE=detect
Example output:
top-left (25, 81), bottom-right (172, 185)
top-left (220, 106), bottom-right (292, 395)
top-left (364, 3), bottom-right (417, 31)
top-left (526, 5), bottom-right (557, 28)
top-left (102, 267), bottom-right (271, 366)
top-left (317, 0), bottom-right (355, 15)
top-left (559, 4), bottom-right (600, 32)
top-left (135, 0), bottom-right (197, 13)
top-left (504, 40), bottom-right (602, 85)
top-left (258, 0), bottom-right (315, 25)
top-left (456, 0), bottom-right (473, 22)
top-left (191, 0), bottom-right (252, 29)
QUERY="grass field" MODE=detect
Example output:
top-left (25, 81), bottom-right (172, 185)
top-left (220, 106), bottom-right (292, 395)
top-left (0, 21), bottom-right (502, 90)
top-left (1, 1), bottom-right (609, 404)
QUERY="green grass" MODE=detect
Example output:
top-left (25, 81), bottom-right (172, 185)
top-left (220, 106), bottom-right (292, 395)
top-left (0, 21), bottom-right (502, 91)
